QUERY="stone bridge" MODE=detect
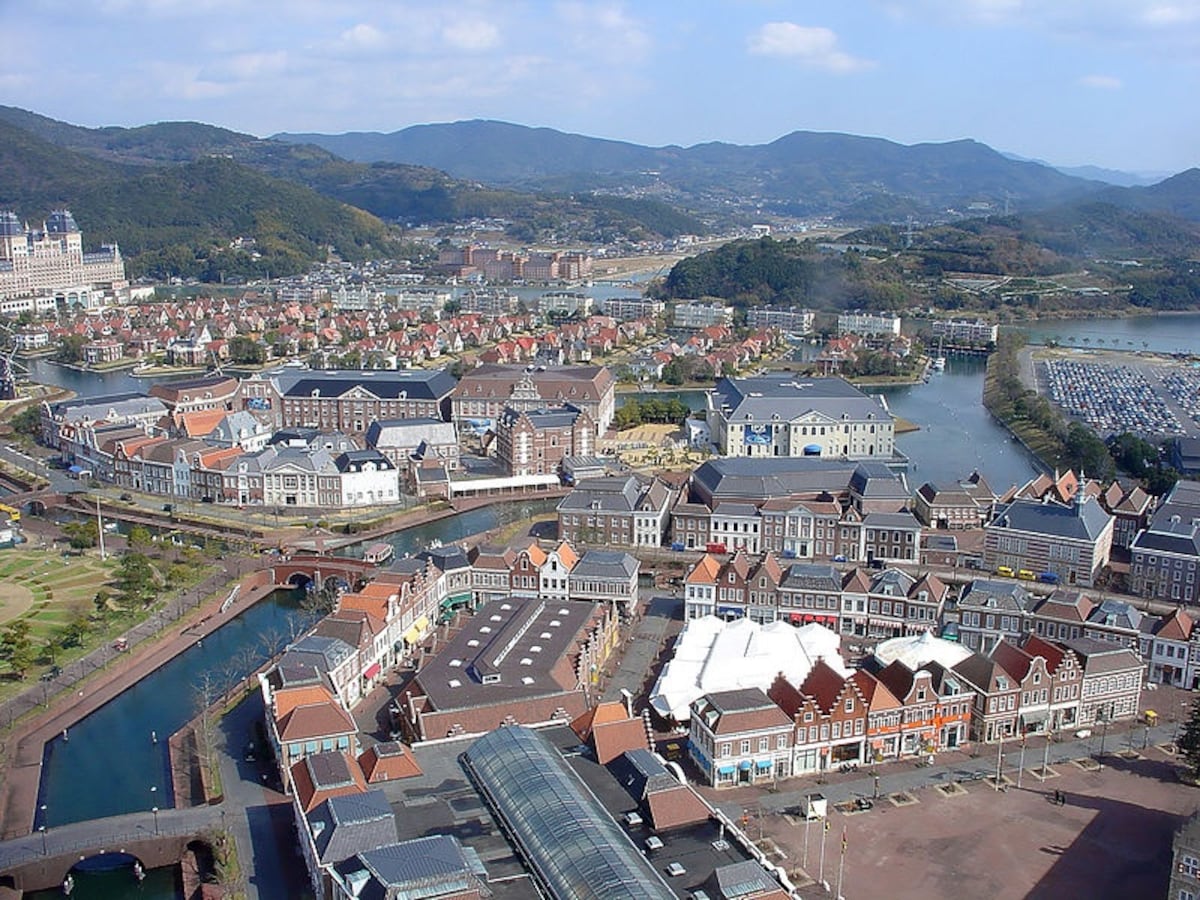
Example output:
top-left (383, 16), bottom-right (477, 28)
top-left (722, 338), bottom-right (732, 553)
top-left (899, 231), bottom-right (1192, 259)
top-left (270, 553), bottom-right (378, 591)
top-left (0, 805), bottom-right (222, 895)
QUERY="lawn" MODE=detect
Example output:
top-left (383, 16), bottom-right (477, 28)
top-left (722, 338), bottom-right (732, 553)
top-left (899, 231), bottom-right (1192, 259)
top-left (0, 546), bottom-right (217, 701)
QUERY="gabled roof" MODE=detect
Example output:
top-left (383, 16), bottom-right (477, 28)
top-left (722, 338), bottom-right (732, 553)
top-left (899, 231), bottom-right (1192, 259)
top-left (357, 741), bottom-right (423, 783)
top-left (290, 750), bottom-right (367, 813)
top-left (308, 789), bottom-right (398, 865)
top-left (850, 670), bottom-right (903, 712)
top-left (990, 640), bottom-right (1035, 682)
top-left (799, 659), bottom-right (854, 715)
top-left (1155, 608), bottom-right (1194, 641)
top-left (686, 554), bottom-right (723, 585)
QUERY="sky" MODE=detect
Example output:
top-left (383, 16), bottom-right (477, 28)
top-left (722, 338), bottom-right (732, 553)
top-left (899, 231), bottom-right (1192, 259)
top-left (1, 1), bottom-right (1198, 174)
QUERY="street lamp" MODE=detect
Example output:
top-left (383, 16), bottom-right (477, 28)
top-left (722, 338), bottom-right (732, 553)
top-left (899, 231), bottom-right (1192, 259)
top-left (152, 806), bottom-right (159, 835)
top-left (1097, 708), bottom-right (1109, 771)
top-left (38, 825), bottom-right (46, 856)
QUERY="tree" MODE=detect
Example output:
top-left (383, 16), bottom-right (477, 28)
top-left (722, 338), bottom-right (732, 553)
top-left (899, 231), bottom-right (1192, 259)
top-left (1178, 696), bottom-right (1200, 780)
top-left (0, 620), bottom-right (35, 679)
top-left (55, 334), bottom-right (87, 363)
top-left (61, 610), bottom-right (90, 649)
top-left (127, 525), bottom-right (153, 552)
top-left (62, 520), bottom-right (98, 550)
top-left (117, 552), bottom-right (157, 606)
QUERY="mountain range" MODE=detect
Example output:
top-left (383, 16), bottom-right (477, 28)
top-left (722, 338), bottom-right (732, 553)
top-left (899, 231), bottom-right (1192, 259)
top-left (2, 106), bottom-right (1199, 281)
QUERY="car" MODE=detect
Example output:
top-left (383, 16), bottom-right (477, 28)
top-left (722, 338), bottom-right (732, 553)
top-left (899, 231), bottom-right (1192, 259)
top-left (119, 493), bottom-right (133, 503)
top-left (996, 565), bottom-right (1015, 578)
top-left (1017, 569), bottom-right (1036, 581)
top-left (832, 554), bottom-right (847, 563)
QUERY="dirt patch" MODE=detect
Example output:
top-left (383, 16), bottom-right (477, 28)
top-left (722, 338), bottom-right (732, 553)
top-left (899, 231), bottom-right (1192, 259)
top-left (0, 581), bottom-right (35, 625)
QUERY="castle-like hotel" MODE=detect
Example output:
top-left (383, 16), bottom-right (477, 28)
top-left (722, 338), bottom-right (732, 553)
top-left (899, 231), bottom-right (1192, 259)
top-left (0, 209), bottom-right (128, 310)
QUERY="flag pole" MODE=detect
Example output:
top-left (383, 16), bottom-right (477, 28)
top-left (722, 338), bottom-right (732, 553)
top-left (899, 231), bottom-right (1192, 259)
top-left (836, 826), bottom-right (847, 899)
top-left (819, 817), bottom-right (829, 887)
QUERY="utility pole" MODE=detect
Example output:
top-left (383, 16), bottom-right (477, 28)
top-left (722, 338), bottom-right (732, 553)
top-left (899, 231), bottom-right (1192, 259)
top-left (836, 826), bottom-right (847, 900)
top-left (819, 817), bottom-right (829, 887)
top-left (995, 731), bottom-right (1004, 789)
top-left (96, 495), bottom-right (106, 561)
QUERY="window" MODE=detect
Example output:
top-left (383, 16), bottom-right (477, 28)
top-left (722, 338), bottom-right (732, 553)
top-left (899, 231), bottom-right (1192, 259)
top-left (844, 698), bottom-right (854, 713)
top-left (1181, 855), bottom-right (1200, 879)
top-left (741, 739), bottom-right (751, 754)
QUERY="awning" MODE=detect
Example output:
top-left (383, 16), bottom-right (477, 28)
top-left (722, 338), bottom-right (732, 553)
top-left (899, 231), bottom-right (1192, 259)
top-left (440, 593), bottom-right (472, 611)
top-left (738, 760), bottom-right (753, 771)
top-left (363, 662), bottom-right (381, 680)
top-left (402, 615), bottom-right (430, 645)
top-left (755, 759), bottom-right (773, 770)
top-left (717, 765), bottom-right (736, 776)
top-left (717, 606), bottom-right (744, 618)
top-left (789, 613), bottom-right (805, 624)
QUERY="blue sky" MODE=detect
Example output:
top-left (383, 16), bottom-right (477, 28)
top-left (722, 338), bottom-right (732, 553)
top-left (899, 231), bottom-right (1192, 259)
top-left (1, 1), bottom-right (1197, 174)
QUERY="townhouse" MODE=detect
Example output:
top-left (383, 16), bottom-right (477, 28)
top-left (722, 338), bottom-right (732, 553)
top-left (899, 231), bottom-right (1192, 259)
top-left (955, 579), bottom-right (1033, 653)
top-left (1130, 480), bottom-right (1200, 605)
top-left (689, 688), bottom-right (794, 786)
top-left (556, 473), bottom-right (674, 548)
top-left (451, 363), bottom-right (616, 436)
top-left (494, 404), bottom-right (594, 477)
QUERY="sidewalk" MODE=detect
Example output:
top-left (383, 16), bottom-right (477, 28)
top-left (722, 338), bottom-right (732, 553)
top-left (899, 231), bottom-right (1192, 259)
top-left (0, 558), bottom-right (272, 839)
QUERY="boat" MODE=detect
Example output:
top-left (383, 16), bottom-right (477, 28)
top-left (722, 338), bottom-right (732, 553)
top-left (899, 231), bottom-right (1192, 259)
top-left (363, 542), bottom-right (394, 565)
top-left (62, 874), bottom-right (74, 895)
top-left (932, 356), bottom-right (946, 371)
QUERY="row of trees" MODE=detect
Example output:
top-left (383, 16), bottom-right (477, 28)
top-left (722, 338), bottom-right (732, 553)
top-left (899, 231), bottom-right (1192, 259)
top-left (613, 397), bottom-right (693, 431)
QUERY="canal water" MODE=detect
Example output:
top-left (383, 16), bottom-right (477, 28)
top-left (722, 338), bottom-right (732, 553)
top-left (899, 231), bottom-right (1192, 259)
top-left (24, 864), bottom-right (180, 900)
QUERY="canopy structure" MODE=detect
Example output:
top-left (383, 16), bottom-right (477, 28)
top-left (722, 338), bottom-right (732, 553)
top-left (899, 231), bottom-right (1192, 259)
top-left (872, 630), bottom-right (971, 672)
top-left (648, 616), bottom-right (847, 723)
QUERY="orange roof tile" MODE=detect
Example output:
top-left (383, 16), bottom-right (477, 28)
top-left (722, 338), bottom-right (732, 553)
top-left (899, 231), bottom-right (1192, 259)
top-left (274, 684), bottom-right (336, 720)
top-left (358, 741), bottom-right (423, 783)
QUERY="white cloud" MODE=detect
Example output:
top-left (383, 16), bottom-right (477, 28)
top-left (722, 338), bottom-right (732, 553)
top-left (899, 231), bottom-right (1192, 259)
top-left (337, 23), bottom-right (387, 51)
top-left (1078, 73), bottom-right (1122, 89)
top-left (205, 51), bottom-right (289, 82)
top-left (748, 22), bottom-right (875, 73)
top-left (556, 2), bottom-right (651, 58)
top-left (1142, 4), bottom-right (1200, 26)
top-left (442, 19), bottom-right (501, 51)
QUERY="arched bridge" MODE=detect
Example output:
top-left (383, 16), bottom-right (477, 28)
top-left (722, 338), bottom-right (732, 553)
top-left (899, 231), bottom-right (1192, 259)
top-left (270, 553), bottom-right (378, 591)
top-left (0, 805), bottom-right (222, 894)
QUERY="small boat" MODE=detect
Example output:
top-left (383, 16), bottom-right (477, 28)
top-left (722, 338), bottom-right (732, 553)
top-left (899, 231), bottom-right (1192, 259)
top-left (133, 861), bottom-right (145, 882)
top-left (62, 874), bottom-right (74, 895)
top-left (363, 542), bottom-right (394, 565)
top-left (932, 356), bottom-right (946, 371)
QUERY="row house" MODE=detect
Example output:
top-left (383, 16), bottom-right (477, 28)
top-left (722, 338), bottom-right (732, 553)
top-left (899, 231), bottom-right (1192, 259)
top-left (1025, 590), bottom-right (1145, 650)
top-left (451, 364), bottom-right (616, 437)
top-left (467, 541), bottom-right (640, 617)
top-left (1066, 636), bottom-right (1143, 726)
top-left (841, 568), bottom-right (949, 641)
top-left (364, 418), bottom-right (461, 482)
top-left (1140, 608), bottom-right (1198, 689)
top-left (912, 471), bottom-right (996, 529)
top-left (261, 678), bottom-right (359, 792)
top-left (1130, 480), bottom-right (1200, 605)
top-left (689, 688), bottom-right (794, 786)
top-left (556, 474), bottom-right (674, 548)
top-left (954, 579), bottom-right (1033, 653)
top-left (873, 660), bottom-right (972, 755)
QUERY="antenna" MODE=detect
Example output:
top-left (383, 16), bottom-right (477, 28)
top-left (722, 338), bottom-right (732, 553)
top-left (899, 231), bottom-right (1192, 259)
top-left (904, 216), bottom-right (915, 249)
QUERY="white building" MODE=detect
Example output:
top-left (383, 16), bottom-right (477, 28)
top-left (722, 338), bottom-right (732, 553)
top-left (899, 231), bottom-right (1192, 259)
top-left (706, 373), bottom-right (895, 460)
top-left (930, 319), bottom-right (998, 345)
top-left (837, 311), bottom-right (901, 338)
top-left (672, 301), bottom-right (734, 329)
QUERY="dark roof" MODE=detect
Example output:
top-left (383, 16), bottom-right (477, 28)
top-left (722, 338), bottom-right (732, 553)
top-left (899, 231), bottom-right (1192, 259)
top-left (334, 449), bottom-right (394, 473)
top-left (334, 836), bottom-right (487, 900)
top-left (990, 496), bottom-right (1112, 542)
top-left (282, 369), bottom-right (456, 401)
top-left (308, 790), bottom-right (398, 865)
top-left (690, 457), bottom-right (863, 503)
top-left (779, 563), bottom-right (842, 591)
top-left (572, 549), bottom-right (638, 580)
top-left (557, 474), bottom-right (644, 512)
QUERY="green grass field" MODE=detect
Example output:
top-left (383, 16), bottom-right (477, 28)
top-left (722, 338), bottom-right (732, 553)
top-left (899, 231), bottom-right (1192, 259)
top-left (0, 547), bottom-right (216, 702)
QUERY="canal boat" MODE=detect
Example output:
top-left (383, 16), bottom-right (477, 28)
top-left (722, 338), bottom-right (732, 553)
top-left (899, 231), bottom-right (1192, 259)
top-left (363, 542), bottom-right (394, 565)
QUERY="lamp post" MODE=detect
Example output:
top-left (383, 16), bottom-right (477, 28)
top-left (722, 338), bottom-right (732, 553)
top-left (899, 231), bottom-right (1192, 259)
top-left (150, 785), bottom-right (159, 834)
top-left (152, 806), bottom-right (159, 835)
top-left (38, 825), bottom-right (46, 856)
top-left (1097, 708), bottom-right (1109, 772)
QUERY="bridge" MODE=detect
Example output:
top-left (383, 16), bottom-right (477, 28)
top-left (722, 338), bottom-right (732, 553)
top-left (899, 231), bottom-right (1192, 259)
top-left (0, 805), bottom-right (222, 895)
top-left (269, 552), bottom-right (379, 591)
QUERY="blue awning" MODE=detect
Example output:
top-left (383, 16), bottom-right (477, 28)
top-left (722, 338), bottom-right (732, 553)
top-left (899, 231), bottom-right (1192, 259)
top-left (717, 606), bottom-right (744, 618)
top-left (804, 444), bottom-right (822, 454)
top-left (717, 765), bottom-right (736, 776)
top-left (67, 465), bottom-right (83, 474)
top-left (755, 759), bottom-right (773, 769)
top-left (738, 760), bottom-right (753, 771)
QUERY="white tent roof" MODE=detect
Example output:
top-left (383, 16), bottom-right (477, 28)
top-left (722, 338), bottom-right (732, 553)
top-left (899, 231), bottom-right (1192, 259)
top-left (873, 630), bottom-right (970, 672)
top-left (648, 616), bottom-right (847, 723)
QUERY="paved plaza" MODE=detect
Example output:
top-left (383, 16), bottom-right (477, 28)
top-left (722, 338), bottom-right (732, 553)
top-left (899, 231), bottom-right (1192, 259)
top-left (707, 742), bottom-right (1195, 900)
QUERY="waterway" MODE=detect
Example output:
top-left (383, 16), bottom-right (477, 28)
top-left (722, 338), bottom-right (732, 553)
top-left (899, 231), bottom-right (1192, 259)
top-left (35, 590), bottom-right (318, 829)
top-left (1012, 312), bottom-right (1200, 355)
top-left (25, 864), bottom-right (180, 900)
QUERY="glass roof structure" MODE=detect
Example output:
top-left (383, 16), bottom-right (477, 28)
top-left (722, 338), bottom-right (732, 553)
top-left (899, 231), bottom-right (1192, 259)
top-left (462, 726), bottom-right (676, 900)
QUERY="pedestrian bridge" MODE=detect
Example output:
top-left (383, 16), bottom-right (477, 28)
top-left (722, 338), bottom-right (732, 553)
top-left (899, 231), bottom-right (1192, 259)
top-left (0, 805), bottom-right (222, 895)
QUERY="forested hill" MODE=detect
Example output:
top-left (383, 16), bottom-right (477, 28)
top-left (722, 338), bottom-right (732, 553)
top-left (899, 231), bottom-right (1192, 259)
top-left (0, 119), bottom-right (405, 280)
